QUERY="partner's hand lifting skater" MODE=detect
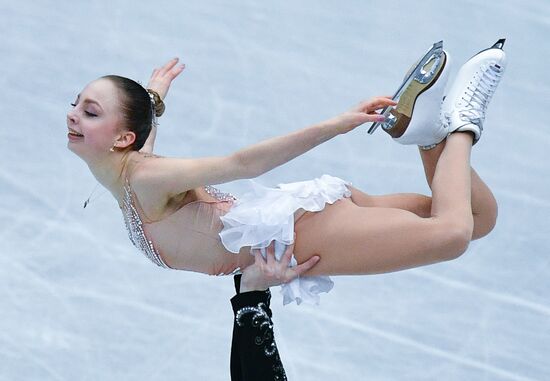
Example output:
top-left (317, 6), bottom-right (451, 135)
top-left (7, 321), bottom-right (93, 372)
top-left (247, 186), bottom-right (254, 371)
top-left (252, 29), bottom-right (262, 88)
top-left (230, 242), bottom-right (318, 381)
top-left (239, 237), bottom-right (320, 293)
top-left (67, 39), bottom-right (506, 305)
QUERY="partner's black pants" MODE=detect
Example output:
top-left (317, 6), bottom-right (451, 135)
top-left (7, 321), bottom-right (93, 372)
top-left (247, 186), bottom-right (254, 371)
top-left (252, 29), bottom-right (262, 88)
top-left (230, 275), bottom-right (287, 381)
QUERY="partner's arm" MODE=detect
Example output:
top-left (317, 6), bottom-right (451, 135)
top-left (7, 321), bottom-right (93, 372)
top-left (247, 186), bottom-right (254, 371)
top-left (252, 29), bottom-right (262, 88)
top-left (230, 242), bottom-right (319, 381)
top-left (134, 97), bottom-right (396, 198)
top-left (140, 58), bottom-right (186, 153)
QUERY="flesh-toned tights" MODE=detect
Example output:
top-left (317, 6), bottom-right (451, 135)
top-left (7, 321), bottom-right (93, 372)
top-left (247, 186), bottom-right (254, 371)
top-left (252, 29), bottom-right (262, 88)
top-left (293, 133), bottom-right (498, 277)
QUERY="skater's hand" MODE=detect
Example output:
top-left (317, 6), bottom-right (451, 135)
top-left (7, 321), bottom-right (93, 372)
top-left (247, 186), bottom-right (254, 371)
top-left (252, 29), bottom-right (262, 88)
top-left (329, 96), bottom-right (397, 134)
top-left (239, 241), bottom-right (320, 293)
top-left (146, 57), bottom-right (186, 100)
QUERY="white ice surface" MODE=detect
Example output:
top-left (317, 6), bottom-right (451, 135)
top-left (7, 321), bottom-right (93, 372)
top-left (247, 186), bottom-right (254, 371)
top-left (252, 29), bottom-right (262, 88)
top-left (1, 1), bottom-right (549, 380)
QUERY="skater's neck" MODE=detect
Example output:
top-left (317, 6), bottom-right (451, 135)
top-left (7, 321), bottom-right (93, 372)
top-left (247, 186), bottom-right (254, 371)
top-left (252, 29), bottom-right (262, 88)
top-left (86, 150), bottom-right (134, 198)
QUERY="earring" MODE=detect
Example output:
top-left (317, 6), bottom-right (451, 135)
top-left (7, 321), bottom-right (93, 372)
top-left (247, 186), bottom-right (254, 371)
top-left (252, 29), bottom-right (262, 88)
top-left (109, 145), bottom-right (115, 152)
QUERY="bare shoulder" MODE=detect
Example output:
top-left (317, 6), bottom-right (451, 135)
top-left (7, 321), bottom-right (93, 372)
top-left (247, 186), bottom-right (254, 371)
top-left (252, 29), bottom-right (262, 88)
top-left (126, 155), bottom-right (175, 220)
top-left (123, 152), bottom-right (244, 217)
top-left (131, 155), bottom-right (200, 190)
top-left (135, 153), bottom-right (243, 195)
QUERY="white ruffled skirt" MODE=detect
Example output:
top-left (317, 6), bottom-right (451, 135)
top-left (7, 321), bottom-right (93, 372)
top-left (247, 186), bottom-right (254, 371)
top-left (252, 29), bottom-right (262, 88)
top-left (219, 174), bottom-right (352, 305)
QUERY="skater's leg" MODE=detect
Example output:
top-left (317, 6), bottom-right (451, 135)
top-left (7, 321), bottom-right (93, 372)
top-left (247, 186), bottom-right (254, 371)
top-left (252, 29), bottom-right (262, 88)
top-left (294, 132), bottom-right (474, 276)
top-left (349, 39), bottom-right (505, 246)
top-left (348, 189), bottom-right (432, 218)
top-left (418, 140), bottom-right (497, 239)
top-left (347, 139), bottom-right (497, 239)
top-left (347, 153), bottom-right (496, 239)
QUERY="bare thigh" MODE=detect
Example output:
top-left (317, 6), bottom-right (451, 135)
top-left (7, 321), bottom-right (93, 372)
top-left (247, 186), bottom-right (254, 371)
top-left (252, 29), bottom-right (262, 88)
top-left (347, 185), bottom-right (433, 217)
top-left (346, 185), bottom-right (494, 240)
top-left (293, 197), bottom-right (458, 277)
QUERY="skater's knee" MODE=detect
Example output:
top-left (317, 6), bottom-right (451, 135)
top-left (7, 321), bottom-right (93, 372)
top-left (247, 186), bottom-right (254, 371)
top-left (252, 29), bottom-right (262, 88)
top-left (438, 220), bottom-right (473, 261)
top-left (472, 204), bottom-right (498, 240)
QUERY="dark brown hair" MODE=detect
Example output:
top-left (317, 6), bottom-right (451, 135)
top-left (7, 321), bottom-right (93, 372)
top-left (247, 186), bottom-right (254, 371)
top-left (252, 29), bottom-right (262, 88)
top-left (102, 75), bottom-right (152, 151)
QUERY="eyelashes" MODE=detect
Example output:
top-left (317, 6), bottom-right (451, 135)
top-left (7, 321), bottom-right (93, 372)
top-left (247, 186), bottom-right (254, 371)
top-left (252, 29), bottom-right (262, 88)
top-left (70, 103), bottom-right (97, 117)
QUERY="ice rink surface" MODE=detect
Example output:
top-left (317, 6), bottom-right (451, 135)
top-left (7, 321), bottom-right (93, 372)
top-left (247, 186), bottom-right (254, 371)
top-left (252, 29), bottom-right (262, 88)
top-left (1, 1), bottom-right (549, 380)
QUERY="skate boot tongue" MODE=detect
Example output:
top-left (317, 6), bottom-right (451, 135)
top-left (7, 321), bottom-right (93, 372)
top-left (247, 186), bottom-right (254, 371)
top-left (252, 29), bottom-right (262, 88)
top-left (451, 61), bottom-right (505, 143)
top-left (441, 39), bottom-right (507, 145)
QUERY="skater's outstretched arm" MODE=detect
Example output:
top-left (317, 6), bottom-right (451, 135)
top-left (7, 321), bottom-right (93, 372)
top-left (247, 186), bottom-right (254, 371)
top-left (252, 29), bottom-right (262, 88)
top-left (140, 58), bottom-right (185, 153)
top-left (131, 97), bottom-right (396, 199)
top-left (234, 97), bottom-right (396, 179)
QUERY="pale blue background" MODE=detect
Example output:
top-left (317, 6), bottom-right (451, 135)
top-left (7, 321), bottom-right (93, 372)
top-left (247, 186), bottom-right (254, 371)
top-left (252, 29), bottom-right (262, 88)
top-left (1, 1), bottom-right (549, 380)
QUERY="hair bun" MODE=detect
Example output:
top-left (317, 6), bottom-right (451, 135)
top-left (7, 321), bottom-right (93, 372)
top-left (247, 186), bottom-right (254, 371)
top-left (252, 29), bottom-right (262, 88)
top-left (146, 89), bottom-right (165, 117)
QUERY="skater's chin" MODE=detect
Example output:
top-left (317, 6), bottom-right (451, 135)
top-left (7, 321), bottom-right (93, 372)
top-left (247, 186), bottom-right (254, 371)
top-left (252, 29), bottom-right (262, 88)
top-left (67, 142), bottom-right (91, 162)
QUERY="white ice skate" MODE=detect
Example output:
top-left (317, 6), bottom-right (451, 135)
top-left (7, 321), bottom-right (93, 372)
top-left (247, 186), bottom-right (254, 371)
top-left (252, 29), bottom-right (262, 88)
top-left (368, 41), bottom-right (451, 149)
top-left (440, 39), bottom-right (507, 144)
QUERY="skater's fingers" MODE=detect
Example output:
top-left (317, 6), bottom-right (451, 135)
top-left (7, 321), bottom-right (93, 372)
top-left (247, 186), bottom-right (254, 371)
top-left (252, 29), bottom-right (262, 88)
top-left (168, 63), bottom-right (185, 80)
top-left (353, 99), bottom-right (374, 111)
top-left (369, 96), bottom-right (396, 105)
top-left (354, 97), bottom-right (394, 113)
top-left (369, 97), bottom-right (397, 110)
top-left (146, 61), bottom-right (183, 100)
top-left (364, 113), bottom-right (387, 123)
top-left (158, 57), bottom-right (179, 75)
top-left (379, 97), bottom-right (397, 107)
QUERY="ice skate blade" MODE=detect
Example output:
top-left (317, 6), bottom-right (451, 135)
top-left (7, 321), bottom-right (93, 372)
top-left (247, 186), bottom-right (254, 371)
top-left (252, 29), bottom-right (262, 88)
top-left (384, 51), bottom-right (447, 139)
top-left (368, 40), bottom-right (444, 135)
top-left (491, 38), bottom-right (506, 49)
top-left (469, 38), bottom-right (506, 59)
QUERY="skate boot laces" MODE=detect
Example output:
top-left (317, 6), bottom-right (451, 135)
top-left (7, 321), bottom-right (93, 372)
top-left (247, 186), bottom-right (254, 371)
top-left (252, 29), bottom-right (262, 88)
top-left (444, 62), bottom-right (504, 128)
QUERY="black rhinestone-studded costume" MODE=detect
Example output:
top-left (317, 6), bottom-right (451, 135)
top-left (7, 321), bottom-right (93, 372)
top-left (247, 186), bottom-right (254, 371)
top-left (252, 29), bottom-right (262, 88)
top-left (230, 275), bottom-right (287, 381)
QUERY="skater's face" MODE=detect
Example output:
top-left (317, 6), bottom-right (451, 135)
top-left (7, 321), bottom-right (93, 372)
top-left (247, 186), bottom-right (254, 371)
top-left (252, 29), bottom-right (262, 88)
top-left (66, 78), bottom-right (135, 161)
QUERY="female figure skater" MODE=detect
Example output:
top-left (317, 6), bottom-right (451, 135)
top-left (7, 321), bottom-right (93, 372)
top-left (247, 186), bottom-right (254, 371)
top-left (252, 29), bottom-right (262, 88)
top-left (67, 40), bottom-right (506, 305)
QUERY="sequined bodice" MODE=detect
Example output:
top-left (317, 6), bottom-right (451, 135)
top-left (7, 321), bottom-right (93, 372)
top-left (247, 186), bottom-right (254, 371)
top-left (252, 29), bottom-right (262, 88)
top-left (203, 185), bottom-right (237, 203)
top-left (121, 183), bottom-right (169, 268)
top-left (121, 183), bottom-right (237, 270)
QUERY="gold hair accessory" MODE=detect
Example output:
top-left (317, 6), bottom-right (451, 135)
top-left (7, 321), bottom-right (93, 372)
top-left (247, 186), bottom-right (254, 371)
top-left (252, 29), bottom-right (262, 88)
top-left (146, 89), bottom-right (165, 117)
